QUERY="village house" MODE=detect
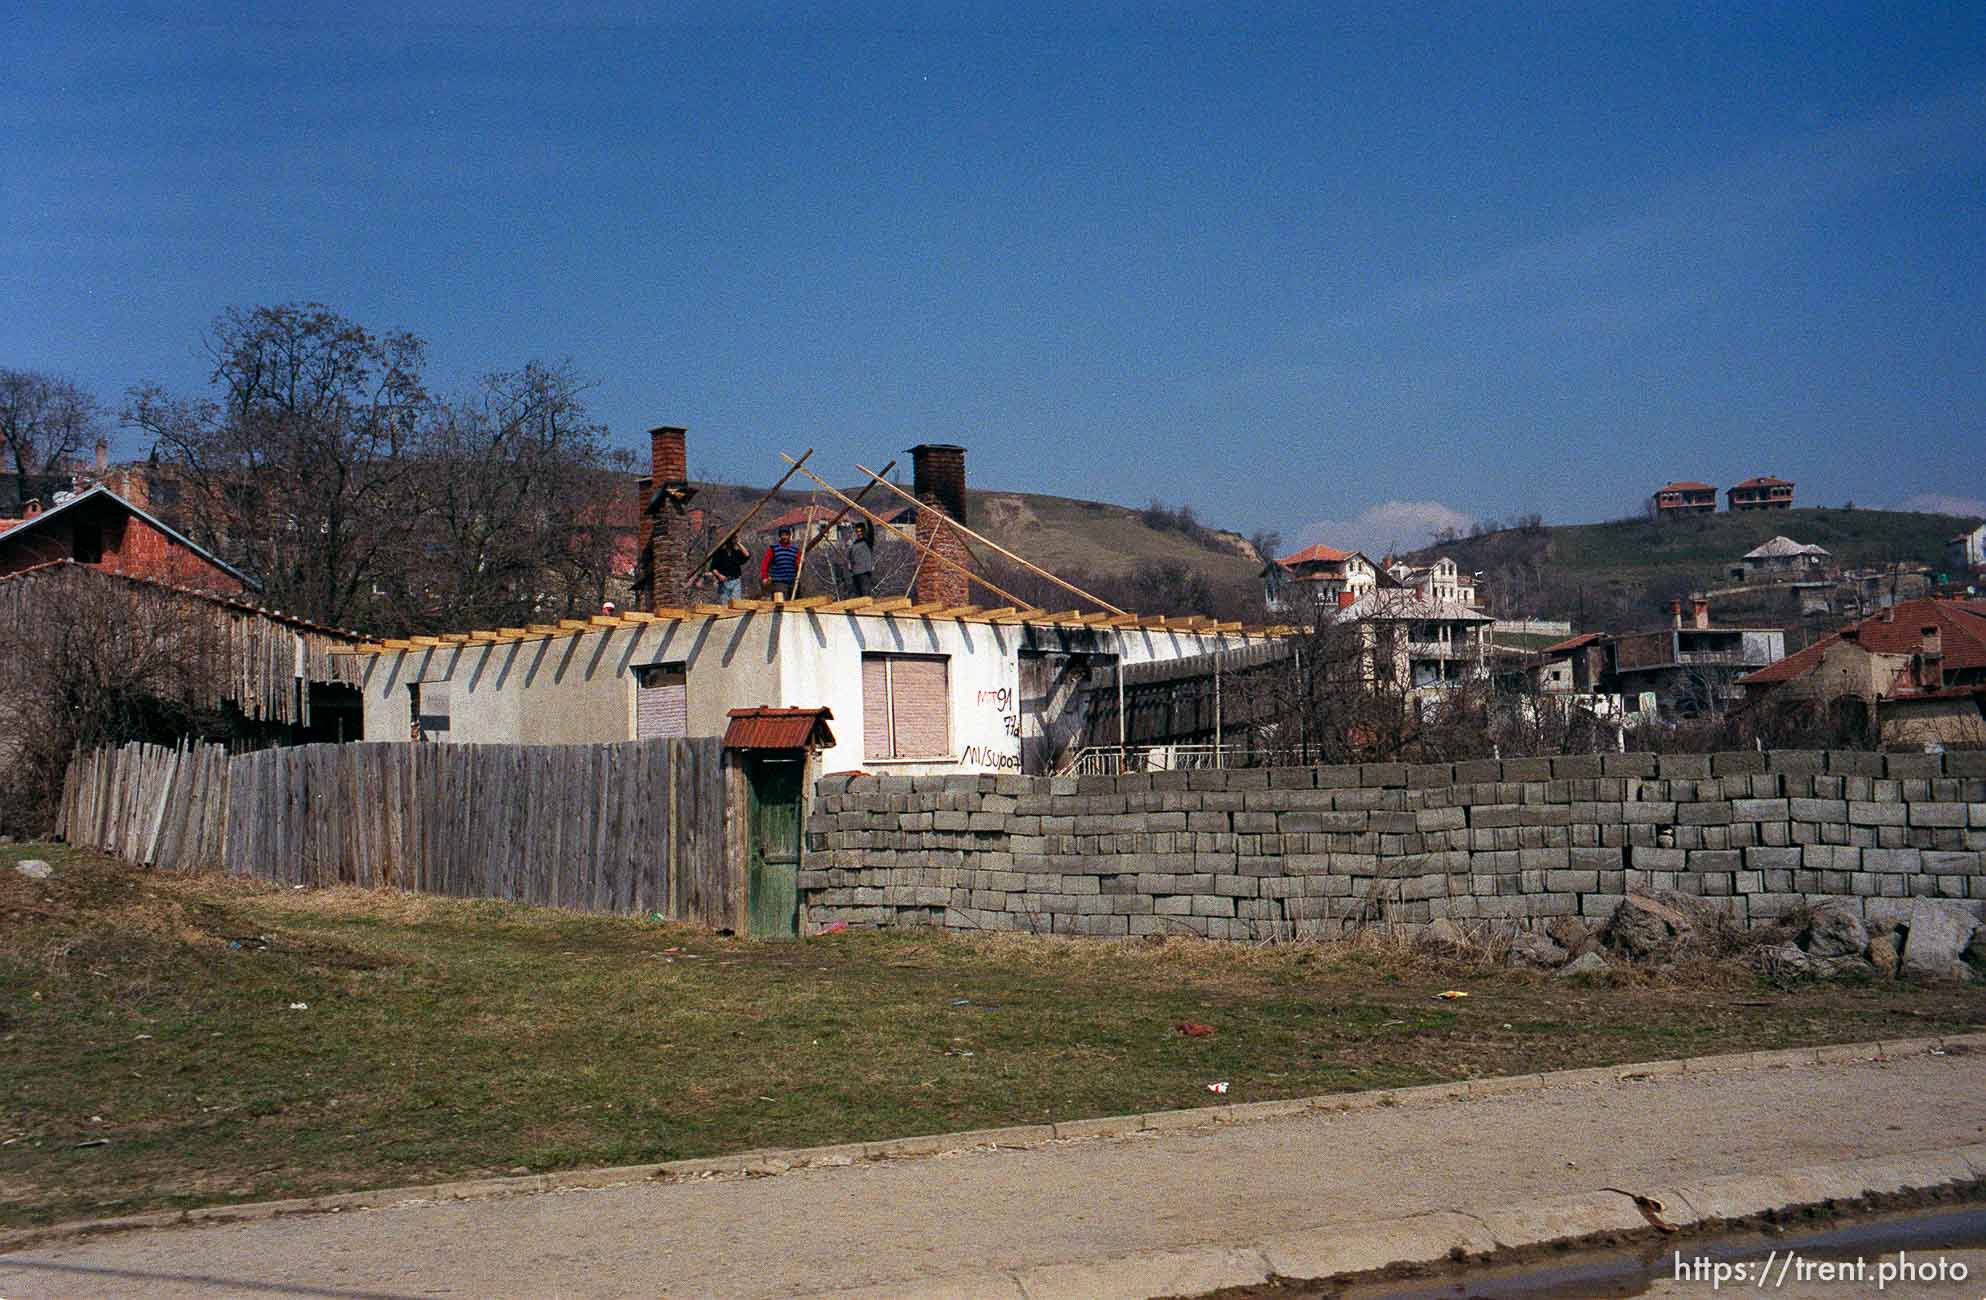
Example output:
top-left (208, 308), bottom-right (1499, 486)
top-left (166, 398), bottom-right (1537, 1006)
top-left (1334, 588), bottom-right (1492, 692)
top-left (1651, 480), bottom-right (1717, 517)
top-left (0, 483), bottom-right (254, 593)
top-left (1730, 535), bottom-right (1832, 581)
top-left (1739, 597), bottom-right (1986, 748)
top-left (1608, 597), bottom-right (1785, 718)
top-left (1950, 523), bottom-right (1986, 580)
top-left (1727, 475), bottom-right (1794, 511)
top-left (1384, 555), bottom-right (1478, 607)
top-left (1270, 544), bottom-right (1383, 611)
top-left (344, 432), bottom-right (1283, 776)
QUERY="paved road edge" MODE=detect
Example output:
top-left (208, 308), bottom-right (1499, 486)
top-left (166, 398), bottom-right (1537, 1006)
top-left (4, 1031), bottom-right (1981, 1257)
top-left (841, 1142), bottom-right (1986, 1299)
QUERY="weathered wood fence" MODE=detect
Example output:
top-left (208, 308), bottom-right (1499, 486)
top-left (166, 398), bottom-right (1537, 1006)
top-left (61, 738), bottom-right (737, 927)
top-left (60, 742), bottom-right (232, 874)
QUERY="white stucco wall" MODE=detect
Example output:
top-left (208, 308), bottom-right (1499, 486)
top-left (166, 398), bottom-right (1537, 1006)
top-left (354, 611), bottom-right (1273, 775)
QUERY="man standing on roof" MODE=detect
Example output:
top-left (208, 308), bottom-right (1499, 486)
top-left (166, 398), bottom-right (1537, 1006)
top-left (761, 526), bottom-right (799, 600)
top-left (709, 535), bottom-right (748, 605)
top-left (846, 520), bottom-right (876, 597)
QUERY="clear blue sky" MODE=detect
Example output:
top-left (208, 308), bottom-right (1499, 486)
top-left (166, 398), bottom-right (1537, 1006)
top-left (7, 2), bottom-right (1983, 556)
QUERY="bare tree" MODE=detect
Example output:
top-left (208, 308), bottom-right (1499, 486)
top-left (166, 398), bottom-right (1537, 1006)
top-left (129, 303), bottom-right (429, 629)
top-left (0, 369), bottom-right (103, 507)
top-left (384, 361), bottom-right (630, 631)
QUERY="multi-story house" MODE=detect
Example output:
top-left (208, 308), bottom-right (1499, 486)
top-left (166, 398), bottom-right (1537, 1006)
top-left (1271, 544), bottom-right (1383, 611)
top-left (1651, 481), bottom-right (1717, 517)
top-left (1727, 476), bottom-right (1794, 511)
top-left (1384, 555), bottom-right (1478, 607)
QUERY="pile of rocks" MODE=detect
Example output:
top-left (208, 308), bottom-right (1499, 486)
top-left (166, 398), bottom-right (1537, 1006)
top-left (1487, 891), bottom-right (1984, 982)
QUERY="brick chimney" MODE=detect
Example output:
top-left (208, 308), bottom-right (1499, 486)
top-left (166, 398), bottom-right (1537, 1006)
top-left (1690, 596), bottom-right (1710, 629)
top-left (910, 443), bottom-right (972, 607)
top-left (1920, 624), bottom-right (1943, 685)
top-left (94, 438), bottom-right (108, 474)
top-left (1668, 598), bottom-right (1683, 629)
top-left (641, 426), bottom-right (693, 612)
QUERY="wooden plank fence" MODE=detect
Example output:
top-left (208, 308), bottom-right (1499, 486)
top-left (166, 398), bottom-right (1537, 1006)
top-left (61, 738), bottom-right (736, 928)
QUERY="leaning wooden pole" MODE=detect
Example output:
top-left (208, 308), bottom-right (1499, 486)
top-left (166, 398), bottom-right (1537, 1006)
top-left (779, 455), bottom-right (1034, 610)
top-left (801, 457), bottom-right (896, 552)
top-left (852, 462), bottom-right (1127, 616)
top-left (693, 447), bottom-right (815, 575)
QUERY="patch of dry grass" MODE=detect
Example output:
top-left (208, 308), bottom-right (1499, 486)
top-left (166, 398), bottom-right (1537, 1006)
top-left (2, 840), bottom-right (1979, 1231)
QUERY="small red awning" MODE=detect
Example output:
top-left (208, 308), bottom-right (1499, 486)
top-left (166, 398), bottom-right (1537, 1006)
top-left (723, 706), bottom-right (836, 751)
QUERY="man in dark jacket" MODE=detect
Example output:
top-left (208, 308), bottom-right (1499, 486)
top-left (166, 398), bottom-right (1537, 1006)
top-left (709, 536), bottom-right (748, 604)
top-left (847, 521), bottom-right (876, 597)
top-left (761, 526), bottom-right (800, 599)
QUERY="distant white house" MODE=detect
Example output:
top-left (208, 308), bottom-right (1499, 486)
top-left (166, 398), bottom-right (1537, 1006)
top-left (1950, 523), bottom-right (1986, 575)
top-left (1335, 590), bottom-right (1493, 692)
top-left (1270, 544), bottom-right (1382, 612)
top-left (1385, 555), bottom-right (1479, 607)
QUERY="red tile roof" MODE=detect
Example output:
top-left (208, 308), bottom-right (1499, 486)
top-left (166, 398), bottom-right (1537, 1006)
top-left (1741, 598), bottom-right (1986, 688)
top-left (1654, 481), bottom-right (1714, 493)
top-left (1279, 543), bottom-right (1354, 567)
top-left (1542, 632), bottom-right (1606, 654)
top-left (1730, 476), bottom-right (1793, 490)
top-left (722, 706), bottom-right (837, 750)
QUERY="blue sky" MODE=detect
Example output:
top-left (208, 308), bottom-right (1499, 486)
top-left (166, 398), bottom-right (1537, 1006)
top-left (7, 2), bottom-right (1983, 556)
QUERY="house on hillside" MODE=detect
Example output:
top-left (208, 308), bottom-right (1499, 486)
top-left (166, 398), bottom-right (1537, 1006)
top-left (1384, 555), bottom-right (1479, 607)
top-left (1608, 597), bottom-right (1785, 717)
top-left (1271, 544), bottom-right (1384, 612)
top-left (1731, 536), bottom-right (1832, 581)
top-left (1334, 589), bottom-right (1492, 692)
top-left (1740, 597), bottom-right (1986, 748)
top-left (1651, 481), bottom-right (1717, 517)
top-left (1950, 524), bottom-right (1986, 579)
top-left (1727, 476), bottom-right (1794, 511)
top-left (0, 484), bottom-right (254, 594)
top-left (345, 432), bottom-right (1287, 776)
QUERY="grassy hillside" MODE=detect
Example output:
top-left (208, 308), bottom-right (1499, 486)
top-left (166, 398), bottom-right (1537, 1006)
top-left (1402, 507), bottom-right (1978, 626)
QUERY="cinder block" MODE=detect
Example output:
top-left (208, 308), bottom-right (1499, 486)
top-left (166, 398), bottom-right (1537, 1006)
top-left (1731, 798), bottom-right (1789, 822)
top-left (1884, 753), bottom-right (1941, 780)
top-left (1910, 803), bottom-right (1967, 828)
top-left (1710, 751), bottom-right (1767, 776)
top-left (1678, 802), bottom-right (1734, 826)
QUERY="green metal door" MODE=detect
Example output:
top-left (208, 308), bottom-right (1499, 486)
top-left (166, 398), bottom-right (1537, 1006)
top-left (746, 756), bottom-right (803, 938)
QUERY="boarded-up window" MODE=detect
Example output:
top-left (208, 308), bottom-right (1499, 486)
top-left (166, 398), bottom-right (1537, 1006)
top-left (633, 663), bottom-right (688, 739)
top-left (862, 654), bottom-right (950, 759)
top-left (411, 681), bottom-right (450, 735)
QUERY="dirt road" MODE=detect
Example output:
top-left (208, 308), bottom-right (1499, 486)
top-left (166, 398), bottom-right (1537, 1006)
top-left (4, 1050), bottom-right (1983, 1299)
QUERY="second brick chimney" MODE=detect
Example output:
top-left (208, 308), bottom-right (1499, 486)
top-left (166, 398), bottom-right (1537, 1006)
top-left (640, 426), bottom-right (693, 612)
top-left (910, 443), bottom-right (973, 607)
top-left (1690, 596), bottom-right (1710, 629)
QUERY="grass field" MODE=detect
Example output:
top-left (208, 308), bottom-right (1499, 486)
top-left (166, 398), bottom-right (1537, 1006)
top-left (4, 841), bottom-right (1981, 1230)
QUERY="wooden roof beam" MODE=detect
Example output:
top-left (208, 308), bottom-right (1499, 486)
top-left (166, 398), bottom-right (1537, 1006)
top-left (817, 596), bottom-right (877, 612)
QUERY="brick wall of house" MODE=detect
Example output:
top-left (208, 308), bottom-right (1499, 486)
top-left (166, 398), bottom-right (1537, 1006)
top-left (802, 750), bottom-right (1986, 939)
top-left (0, 509), bottom-right (245, 593)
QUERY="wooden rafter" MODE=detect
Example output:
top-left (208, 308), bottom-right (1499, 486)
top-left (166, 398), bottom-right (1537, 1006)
top-left (778, 455), bottom-right (1033, 611)
top-left (852, 462), bottom-right (1127, 616)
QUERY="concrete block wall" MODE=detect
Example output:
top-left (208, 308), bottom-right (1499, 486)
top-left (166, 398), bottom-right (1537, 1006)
top-left (800, 751), bottom-right (1986, 940)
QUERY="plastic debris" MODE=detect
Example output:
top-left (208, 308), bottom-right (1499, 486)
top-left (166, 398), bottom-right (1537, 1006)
top-left (288, 1002), bottom-right (309, 1011)
top-left (74, 1138), bottom-right (111, 1149)
top-left (818, 921), bottom-right (850, 935)
top-left (1205, 1081), bottom-right (1229, 1094)
top-left (135, 1034), bottom-right (152, 1040)
top-left (1434, 990), bottom-right (1470, 1000)
top-left (1176, 1021), bottom-right (1216, 1037)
